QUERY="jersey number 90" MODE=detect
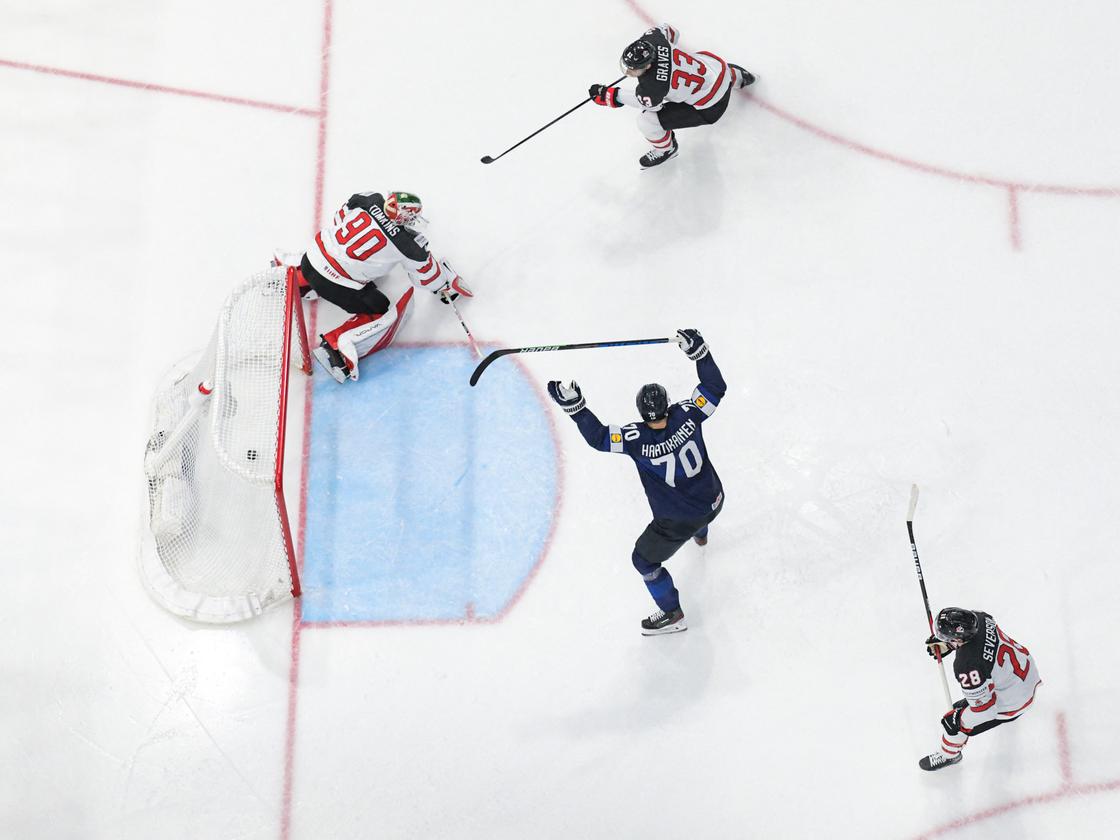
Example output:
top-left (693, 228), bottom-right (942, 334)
top-left (651, 440), bottom-right (704, 487)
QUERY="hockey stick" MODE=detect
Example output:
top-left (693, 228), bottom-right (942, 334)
top-left (908, 484), bottom-right (954, 708)
top-left (480, 76), bottom-right (626, 164)
top-left (444, 293), bottom-right (482, 360)
top-left (469, 336), bottom-right (675, 386)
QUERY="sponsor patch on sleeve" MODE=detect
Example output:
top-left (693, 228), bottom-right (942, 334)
top-left (691, 387), bottom-right (717, 416)
top-left (608, 425), bottom-right (625, 453)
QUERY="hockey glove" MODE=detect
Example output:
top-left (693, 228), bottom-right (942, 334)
top-left (547, 380), bottom-right (586, 414)
top-left (925, 635), bottom-right (951, 660)
top-left (589, 84), bottom-right (623, 107)
top-left (677, 328), bottom-right (709, 360)
top-left (940, 699), bottom-right (969, 736)
top-left (439, 276), bottom-right (474, 305)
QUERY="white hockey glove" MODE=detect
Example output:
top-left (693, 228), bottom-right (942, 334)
top-left (547, 380), bottom-right (586, 414)
top-left (677, 328), bottom-right (708, 360)
top-left (924, 635), bottom-right (951, 659)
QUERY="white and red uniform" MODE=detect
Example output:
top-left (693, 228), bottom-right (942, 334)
top-left (302, 192), bottom-right (465, 379)
top-left (939, 612), bottom-right (1042, 760)
top-left (617, 24), bottom-right (741, 151)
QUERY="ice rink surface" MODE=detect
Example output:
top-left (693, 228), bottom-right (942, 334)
top-left (2, 1), bottom-right (1119, 837)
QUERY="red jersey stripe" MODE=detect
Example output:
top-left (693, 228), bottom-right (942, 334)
top-left (316, 231), bottom-right (354, 281)
top-left (695, 51), bottom-right (728, 108)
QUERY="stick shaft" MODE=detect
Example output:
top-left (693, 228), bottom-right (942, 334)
top-left (907, 484), bottom-right (954, 707)
top-left (469, 336), bottom-right (675, 386)
top-left (483, 76), bottom-right (625, 164)
top-left (446, 296), bottom-right (482, 359)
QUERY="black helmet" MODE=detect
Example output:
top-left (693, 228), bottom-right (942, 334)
top-left (620, 39), bottom-right (655, 72)
top-left (934, 607), bottom-right (980, 643)
top-left (636, 383), bottom-right (669, 422)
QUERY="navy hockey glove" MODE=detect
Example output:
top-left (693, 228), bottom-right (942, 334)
top-left (677, 328), bottom-right (708, 360)
top-left (940, 699), bottom-right (969, 736)
top-left (589, 84), bottom-right (622, 107)
top-left (547, 380), bottom-right (586, 414)
top-left (925, 635), bottom-right (951, 660)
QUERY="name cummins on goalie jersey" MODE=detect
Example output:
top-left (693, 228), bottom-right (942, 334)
top-left (305, 192), bottom-right (448, 292)
top-left (570, 353), bottom-right (727, 521)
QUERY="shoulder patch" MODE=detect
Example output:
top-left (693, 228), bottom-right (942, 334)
top-left (392, 228), bottom-right (430, 262)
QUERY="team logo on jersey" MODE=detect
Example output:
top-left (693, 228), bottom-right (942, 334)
top-left (610, 433), bottom-right (622, 444)
top-left (695, 396), bottom-right (707, 408)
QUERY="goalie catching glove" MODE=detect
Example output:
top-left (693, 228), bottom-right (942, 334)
top-left (547, 380), bottom-right (586, 414)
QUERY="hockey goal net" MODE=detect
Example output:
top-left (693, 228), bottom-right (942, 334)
top-left (141, 267), bottom-right (311, 622)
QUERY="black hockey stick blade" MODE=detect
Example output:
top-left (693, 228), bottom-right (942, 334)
top-left (469, 336), bottom-right (676, 386)
top-left (479, 76), bottom-right (625, 165)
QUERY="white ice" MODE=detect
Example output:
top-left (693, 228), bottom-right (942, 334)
top-left (2, 1), bottom-right (1119, 838)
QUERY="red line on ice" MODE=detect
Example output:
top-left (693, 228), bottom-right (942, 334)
top-left (280, 2), bottom-right (334, 838)
top-left (913, 713), bottom-right (1120, 839)
top-left (0, 57), bottom-right (319, 116)
top-left (621, 0), bottom-right (1120, 250)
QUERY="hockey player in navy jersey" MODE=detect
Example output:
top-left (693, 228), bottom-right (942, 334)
top-left (919, 607), bottom-right (1042, 771)
top-left (547, 329), bottom-right (726, 635)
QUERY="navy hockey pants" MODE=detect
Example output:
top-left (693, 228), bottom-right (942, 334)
top-left (631, 497), bottom-right (723, 612)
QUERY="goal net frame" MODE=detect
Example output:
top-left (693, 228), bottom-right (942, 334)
top-left (140, 266), bottom-right (311, 622)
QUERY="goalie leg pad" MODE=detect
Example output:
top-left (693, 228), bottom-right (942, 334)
top-left (320, 288), bottom-right (416, 380)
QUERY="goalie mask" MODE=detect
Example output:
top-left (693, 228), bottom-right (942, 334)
top-left (385, 191), bottom-right (423, 226)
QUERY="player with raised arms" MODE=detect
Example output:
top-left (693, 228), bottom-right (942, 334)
top-left (547, 329), bottom-right (726, 635)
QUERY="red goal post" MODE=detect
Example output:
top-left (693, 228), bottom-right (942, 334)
top-left (141, 267), bottom-right (311, 622)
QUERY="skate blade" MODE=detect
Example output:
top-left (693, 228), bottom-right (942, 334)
top-left (312, 346), bottom-right (347, 384)
top-left (641, 620), bottom-right (688, 636)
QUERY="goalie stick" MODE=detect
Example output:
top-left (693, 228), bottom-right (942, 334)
top-left (469, 336), bottom-right (676, 386)
top-left (908, 484), bottom-right (954, 708)
top-left (443, 291), bottom-right (481, 360)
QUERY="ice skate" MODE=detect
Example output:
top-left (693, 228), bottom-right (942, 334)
top-left (639, 136), bottom-right (679, 169)
top-left (693, 534), bottom-right (708, 547)
top-left (729, 64), bottom-right (755, 88)
top-left (641, 607), bottom-right (687, 635)
top-left (313, 338), bottom-right (351, 384)
top-left (918, 751), bottom-right (962, 772)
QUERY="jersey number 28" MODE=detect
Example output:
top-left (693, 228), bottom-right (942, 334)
top-left (651, 440), bottom-right (704, 487)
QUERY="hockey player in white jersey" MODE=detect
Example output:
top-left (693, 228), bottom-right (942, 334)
top-left (920, 607), bottom-right (1043, 771)
top-left (286, 190), bottom-right (472, 383)
top-left (588, 23), bottom-right (755, 168)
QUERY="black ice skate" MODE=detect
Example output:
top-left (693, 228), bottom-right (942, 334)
top-left (918, 751), bottom-right (963, 772)
top-left (641, 607), bottom-right (687, 635)
top-left (729, 64), bottom-right (755, 88)
top-left (313, 338), bottom-right (351, 384)
top-left (639, 136), bottom-right (679, 169)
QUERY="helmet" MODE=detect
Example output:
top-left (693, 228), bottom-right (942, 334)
top-left (934, 607), bottom-right (980, 643)
top-left (620, 39), bottom-right (655, 73)
top-left (385, 191), bottom-right (423, 226)
top-left (636, 383), bottom-right (669, 422)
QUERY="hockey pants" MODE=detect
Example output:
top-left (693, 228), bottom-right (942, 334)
top-left (631, 497), bottom-right (723, 612)
top-left (941, 714), bottom-right (1021, 759)
top-left (636, 86), bottom-right (732, 150)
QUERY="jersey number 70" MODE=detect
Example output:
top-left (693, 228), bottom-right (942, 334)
top-left (650, 440), bottom-right (704, 487)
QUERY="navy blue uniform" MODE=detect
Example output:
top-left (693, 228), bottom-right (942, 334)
top-left (565, 352), bottom-right (727, 613)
